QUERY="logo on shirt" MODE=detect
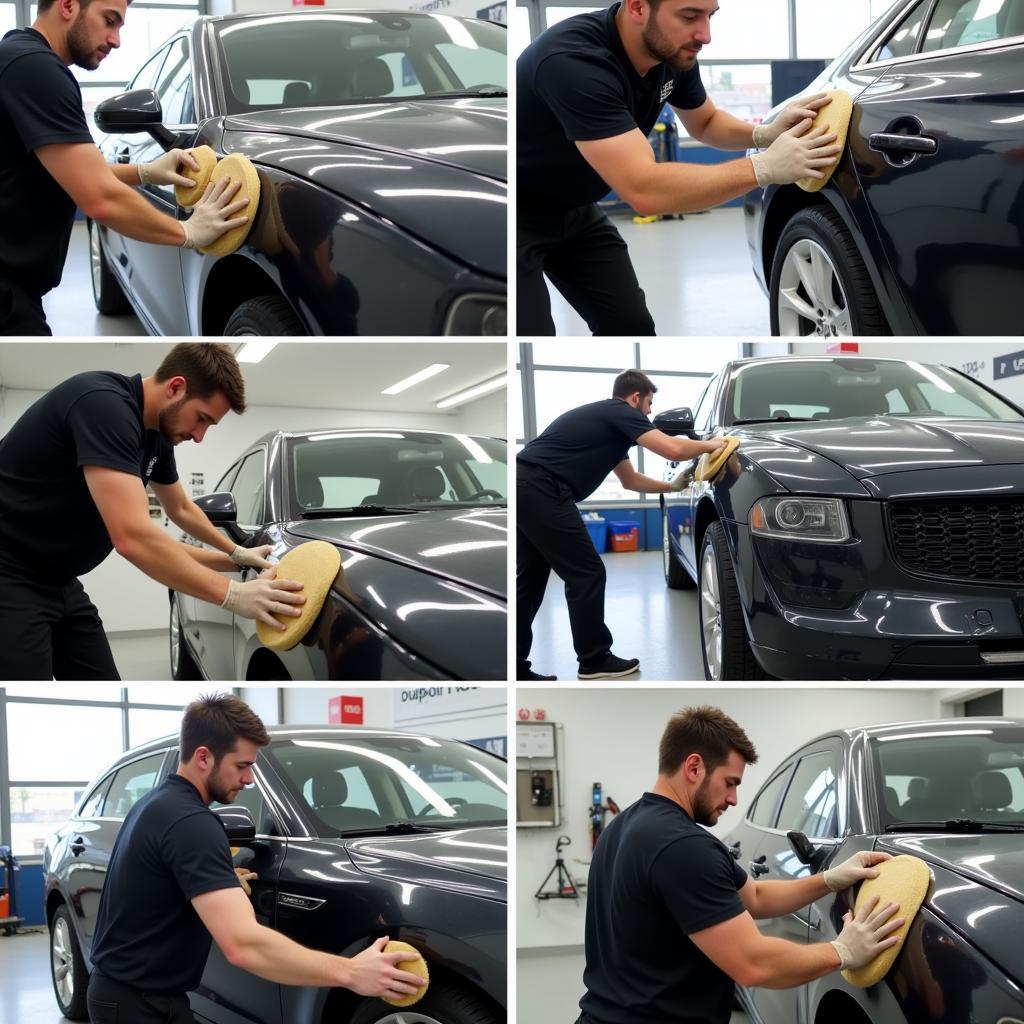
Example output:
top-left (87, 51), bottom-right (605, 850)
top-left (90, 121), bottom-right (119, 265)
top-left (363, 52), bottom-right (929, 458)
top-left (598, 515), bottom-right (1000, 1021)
top-left (146, 455), bottom-right (157, 479)
top-left (660, 81), bottom-right (673, 103)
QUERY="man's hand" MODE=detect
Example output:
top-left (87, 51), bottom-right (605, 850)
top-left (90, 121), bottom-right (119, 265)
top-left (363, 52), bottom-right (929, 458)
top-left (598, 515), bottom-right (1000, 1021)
top-left (749, 120), bottom-right (842, 187)
top-left (139, 148), bottom-right (200, 187)
top-left (702, 437), bottom-right (728, 454)
top-left (346, 937), bottom-right (428, 999)
top-left (234, 868), bottom-right (258, 897)
top-left (181, 176), bottom-right (250, 249)
top-left (221, 566), bottom-right (305, 628)
top-left (824, 851), bottom-right (893, 892)
top-left (752, 93), bottom-right (832, 148)
top-left (831, 895), bottom-right (904, 970)
top-left (230, 544), bottom-right (274, 570)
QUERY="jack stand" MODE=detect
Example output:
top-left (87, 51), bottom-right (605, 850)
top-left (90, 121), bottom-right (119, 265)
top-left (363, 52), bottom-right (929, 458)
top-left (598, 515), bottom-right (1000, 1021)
top-left (535, 835), bottom-right (580, 901)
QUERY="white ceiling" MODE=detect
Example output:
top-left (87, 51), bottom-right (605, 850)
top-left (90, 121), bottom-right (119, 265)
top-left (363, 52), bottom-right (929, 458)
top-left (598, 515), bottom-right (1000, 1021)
top-left (0, 341), bottom-right (507, 414)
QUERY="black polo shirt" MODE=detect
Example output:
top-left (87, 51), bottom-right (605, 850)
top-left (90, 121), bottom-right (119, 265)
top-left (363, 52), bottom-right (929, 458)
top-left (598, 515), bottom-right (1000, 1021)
top-left (517, 3), bottom-right (707, 210)
top-left (518, 398), bottom-right (653, 501)
top-left (581, 793), bottom-right (749, 1024)
top-left (91, 774), bottom-right (243, 993)
top-left (0, 29), bottom-right (95, 294)
top-left (0, 370), bottom-right (177, 584)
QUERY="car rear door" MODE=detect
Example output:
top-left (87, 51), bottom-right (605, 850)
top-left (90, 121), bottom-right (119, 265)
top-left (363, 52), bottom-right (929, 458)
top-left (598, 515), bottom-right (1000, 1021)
top-left (849, 1), bottom-right (1024, 334)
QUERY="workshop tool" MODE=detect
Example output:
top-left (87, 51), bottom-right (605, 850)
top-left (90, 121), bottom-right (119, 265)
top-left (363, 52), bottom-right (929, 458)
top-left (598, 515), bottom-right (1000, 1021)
top-left (0, 846), bottom-right (23, 936)
top-left (255, 540), bottom-right (342, 652)
top-left (589, 782), bottom-right (620, 849)
top-left (200, 153), bottom-right (261, 256)
top-left (797, 89), bottom-right (853, 192)
top-left (694, 436), bottom-right (741, 482)
top-left (841, 854), bottom-right (930, 988)
top-left (535, 835), bottom-right (580, 901)
top-left (381, 940), bottom-right (430, 1007)
top-left (174, 145), bottom-right (217, 208)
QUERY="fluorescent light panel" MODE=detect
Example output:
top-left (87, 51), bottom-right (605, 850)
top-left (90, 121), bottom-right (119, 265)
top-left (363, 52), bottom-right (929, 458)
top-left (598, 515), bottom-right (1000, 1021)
top-left (235, 341), bottom-right (278, 363)
top-left (381, 363), bottom-right (450, 395)
top-left (436, 374), bottom-right (507, 409)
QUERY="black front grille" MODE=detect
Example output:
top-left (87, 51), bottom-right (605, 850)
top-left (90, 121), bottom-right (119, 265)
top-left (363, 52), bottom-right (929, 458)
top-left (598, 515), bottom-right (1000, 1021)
top-left (888, 498), bottom-right (1024, 584)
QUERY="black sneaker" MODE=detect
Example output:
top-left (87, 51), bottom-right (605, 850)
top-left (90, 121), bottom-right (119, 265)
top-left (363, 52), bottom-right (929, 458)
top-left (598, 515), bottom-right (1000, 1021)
top-left (517, 666), bottom-right (557, 681)
top-left (577, 654), bottom-right (640, 680)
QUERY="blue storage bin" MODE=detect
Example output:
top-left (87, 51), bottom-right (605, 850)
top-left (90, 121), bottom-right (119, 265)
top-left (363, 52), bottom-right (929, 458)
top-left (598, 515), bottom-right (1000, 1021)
top-left (584, 517), bottom-right (607, 553)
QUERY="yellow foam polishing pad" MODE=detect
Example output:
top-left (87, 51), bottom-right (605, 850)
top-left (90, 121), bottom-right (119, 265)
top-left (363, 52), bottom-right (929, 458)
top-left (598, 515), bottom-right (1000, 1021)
top-left (255, 541), bottom-right (341, 652)
top-left (842, 855), bottom-right (930, 988)
top-left (381, 941), bottom-right (429, 1007)
top-left (174, 145), bottom-right (217, 209)
top-left (797, 89), bottom-right (853, 193)
top-left (694, 436), bottom-right (740, 482)
top-left (199, 153), bottom-right (260, 257)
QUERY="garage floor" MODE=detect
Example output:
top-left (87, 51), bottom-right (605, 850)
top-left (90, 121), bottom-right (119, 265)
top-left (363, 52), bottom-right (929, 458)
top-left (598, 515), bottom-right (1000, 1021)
top-left (526, 550), bottom-right (705, 682)
top-left (548, 207), bottom-right (769, 337)
top-left (108, 631), bottom-right (170, 680)
top-left (43, 221), bottom-right (144, 336)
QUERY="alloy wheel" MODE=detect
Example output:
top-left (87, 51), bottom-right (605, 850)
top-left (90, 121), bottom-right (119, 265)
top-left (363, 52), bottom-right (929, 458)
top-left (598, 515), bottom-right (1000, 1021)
top-left (700, 543), bottom-right (723, 680)
top-left (89, 224), bottom-right (103, 299)
top-left (51, 916), bottom-right (75, 1008)
top-left (365, 1012), bottom-right (447, 1024)
top-left (170, 600), bottom-right (180, 676)
top-left (777, 238), bottom-right (852, 337)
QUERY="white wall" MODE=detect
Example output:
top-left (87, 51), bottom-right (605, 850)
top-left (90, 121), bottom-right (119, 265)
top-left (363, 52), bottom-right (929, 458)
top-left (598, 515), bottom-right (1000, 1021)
top-left (456, 393), bottom-right (506, 438)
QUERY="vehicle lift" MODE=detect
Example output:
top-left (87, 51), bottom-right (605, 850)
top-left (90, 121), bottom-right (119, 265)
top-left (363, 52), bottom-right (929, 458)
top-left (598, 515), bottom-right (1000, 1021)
top-left (0, 846), bottom-right (23, 936)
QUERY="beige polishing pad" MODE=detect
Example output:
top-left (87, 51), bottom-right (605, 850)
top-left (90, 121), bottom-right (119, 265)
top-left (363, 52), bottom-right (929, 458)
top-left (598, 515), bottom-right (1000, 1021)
top-left (797, 89), bottom-right (852, 192)
top-left (842, 855), bottom-right (930, 988)
top-left (174, 145), bottom-right (217, 209)
top-left (199, 153), bottom-right (261, 257)
top-left (255, 541), bottom-right (340, 652)
top-left (695, 436), bottom-right (740, 482)
top-left (381, 941), bottom-right (429, 1007)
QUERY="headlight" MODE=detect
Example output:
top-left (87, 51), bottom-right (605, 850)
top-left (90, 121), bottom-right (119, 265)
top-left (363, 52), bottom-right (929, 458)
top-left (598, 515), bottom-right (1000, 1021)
top-left (444, 293), bottom-right (506, 336)
top-left (750, 497), bottom-right (850, 543)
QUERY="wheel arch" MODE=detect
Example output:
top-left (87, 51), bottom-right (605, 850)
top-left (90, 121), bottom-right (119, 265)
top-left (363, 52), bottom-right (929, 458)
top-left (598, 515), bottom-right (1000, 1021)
top-left (199, 255), bottom-right (307, 335)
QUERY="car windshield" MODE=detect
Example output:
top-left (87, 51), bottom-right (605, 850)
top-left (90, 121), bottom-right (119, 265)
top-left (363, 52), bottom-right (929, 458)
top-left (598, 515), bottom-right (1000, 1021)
top-left (265, 731), bottom-right (507, 835)
top-left (726, 359), bottom-right (1023, 425)
top-left (871, 722), bottom-right (1024, 828)
top-left (287, 431), bottom-right (507, 514)
top-left (212, 13), bottom-right (506, 113)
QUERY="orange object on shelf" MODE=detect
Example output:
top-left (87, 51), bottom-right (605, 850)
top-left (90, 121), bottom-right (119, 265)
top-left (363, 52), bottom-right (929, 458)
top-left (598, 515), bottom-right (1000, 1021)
top-left (0, 891), bottom-right (9, 918)
top-left (608, 523), bottom-right (639, 553)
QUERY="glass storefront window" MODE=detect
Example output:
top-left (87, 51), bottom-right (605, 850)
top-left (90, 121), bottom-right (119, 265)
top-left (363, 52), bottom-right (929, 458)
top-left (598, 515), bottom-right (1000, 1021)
top-left (8, 787), bottom-right (82, 858)
top-left (7, 704), bottom-right (122, 783)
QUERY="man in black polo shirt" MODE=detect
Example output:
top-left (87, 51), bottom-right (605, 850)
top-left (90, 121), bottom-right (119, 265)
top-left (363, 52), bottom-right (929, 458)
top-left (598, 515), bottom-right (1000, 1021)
top-left (578, 706), bottom-right (904, 1024)
top-left (517, 0), bottom-right (843, 335)
top-left (0, 343), bottom-right (305, 681)
top-left (87, 694), bottom-right (425, 1023)
top-left (517, 369), bottom-right (725, 680)
top-left (0, 0), bottom-right (249, 334)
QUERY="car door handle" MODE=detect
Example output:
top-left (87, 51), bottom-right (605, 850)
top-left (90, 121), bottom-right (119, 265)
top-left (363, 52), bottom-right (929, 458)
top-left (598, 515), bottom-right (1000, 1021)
top-left (70, 837), bottom-right (86, 856)
top-left (868, 132), bottom-right (937, 155)
top-left (727, 840), bottom-right (741, 861)
top-left (749, 854), bottom-right (770, 877)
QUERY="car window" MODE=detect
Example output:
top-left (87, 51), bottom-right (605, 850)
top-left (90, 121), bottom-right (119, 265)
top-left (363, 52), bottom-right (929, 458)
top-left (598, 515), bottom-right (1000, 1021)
top-left (102, 753), bottom-right (167, 820)
top-left (692, 375), bottom-right (720, 434)
top-left (78, 774), bottom-right (114, 818)
top-left (302, 767), bottom-right (381, 815)
top-left (230, 450), bottom-right (266, 528)
top-left (128, 45), bottom-right (170, 92)
top-left (216, 781), bottom-right (280, 836)
top-left (215, 459), bottom-right (242, 494)
top-left (922, 0), bottom-right (1023, 51)
top-left (868, 1), bottom-right (930, 60)
top-left (156, 38), bottom-right (194, 125)
top-left (776, 751), bottom-right (838, 839)
top-left (372, 52), bottom-right (422, 96)
top-left (748, 764), bottom-right (794, 827)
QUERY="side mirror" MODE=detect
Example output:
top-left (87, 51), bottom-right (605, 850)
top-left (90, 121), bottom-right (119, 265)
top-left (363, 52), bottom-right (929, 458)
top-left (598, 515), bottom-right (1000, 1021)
top-left (194, 491), bottom-right (238, 524)
top-left (94, 89), bottom-right (180, 149)
top-left (213, 805), bottom-right (256, 843)
top-left (787, 830), bottom-right (830, 871)
top-left (653, 407), bottom-right (696, 438)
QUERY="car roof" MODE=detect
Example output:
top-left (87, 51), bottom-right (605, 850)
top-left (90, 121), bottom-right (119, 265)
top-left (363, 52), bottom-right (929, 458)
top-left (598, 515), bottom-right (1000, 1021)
top-left (196, 9), bottom-right (499, 25)
top-left (725, 355), bottom-right (945, 369)
top-left (797, 718), bottom-right (1024, 749)
top-left (246, 427), bottom-right (504, 447)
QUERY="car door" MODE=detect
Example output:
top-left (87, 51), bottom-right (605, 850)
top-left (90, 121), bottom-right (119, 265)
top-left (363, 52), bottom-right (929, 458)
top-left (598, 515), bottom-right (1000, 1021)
top-left (849, 0), bottom-right (1024, 334)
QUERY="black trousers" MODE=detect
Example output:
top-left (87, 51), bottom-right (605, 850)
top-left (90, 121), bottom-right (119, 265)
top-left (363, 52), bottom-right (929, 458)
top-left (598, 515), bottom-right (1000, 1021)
top-left (0, 563), bottom-right (119, 680)
top-left (87, 972), bottom-right (194, 1024)
top-left (0, 278), bottom-right (51, 335)
top-left (518, 203), bottom-right (656, 336)
top-left (517, 461), bottom-right (613, 671)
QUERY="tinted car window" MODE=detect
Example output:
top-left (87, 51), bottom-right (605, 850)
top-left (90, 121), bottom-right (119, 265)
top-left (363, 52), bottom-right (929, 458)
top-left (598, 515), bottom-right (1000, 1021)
top-left (749, 765), bottom-right (794, 827)
top-left (776, 751), bottom-right (838, 839)
top-left (922, 0), bottom-right (1024, 51)
top-left (103, 753), bottom-right (167, 820)
top-left (692, 375), bottom-right (719, 434)
top-left (869, 1), bottom-right (929, 60)
top-left (129, 45), bottom-right (170, 92)
top-left (216, 780), bottom-right (280, 836)
top-left (231, 450), bottom-right (266, 527)
top-left (78, 774), bottom-right (114, 818)
top-left (156, 38), bottom-right (194, 125)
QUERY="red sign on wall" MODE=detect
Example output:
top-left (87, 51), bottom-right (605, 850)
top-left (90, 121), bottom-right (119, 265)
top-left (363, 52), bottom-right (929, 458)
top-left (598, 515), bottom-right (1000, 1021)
top-left (826, 342), bottom-right (859, 354)
top-left (328, 695), bottom-right (364, 724)
top-left (293, 0), bottom-right (326, 6)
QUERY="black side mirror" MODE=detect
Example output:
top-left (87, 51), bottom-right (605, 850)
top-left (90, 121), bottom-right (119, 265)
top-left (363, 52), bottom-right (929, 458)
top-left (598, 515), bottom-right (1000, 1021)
top-left (213, 805), bottom-right (256, 843)
top-left (195, 491), bottom-right (238, 524)
top-left (653, 407), bottom-right (696, 438)
top-left (787, 830), bottom-right (830, 871)
top-left (94, 89), bottom-right (180, 149)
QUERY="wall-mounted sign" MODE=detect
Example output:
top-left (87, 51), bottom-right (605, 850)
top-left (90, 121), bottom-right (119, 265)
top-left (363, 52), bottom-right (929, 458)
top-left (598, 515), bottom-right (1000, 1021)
top-left (328, 694), bottom-right (363, 724)
top-left (994, 350), bottom-right (1024, 381)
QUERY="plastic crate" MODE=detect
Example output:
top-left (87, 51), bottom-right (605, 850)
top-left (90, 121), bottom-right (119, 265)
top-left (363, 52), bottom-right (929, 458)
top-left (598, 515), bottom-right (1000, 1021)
top-left (584, 518), bottom-right (607, 553)
top-left (608, 521), bottom-right (639, 553)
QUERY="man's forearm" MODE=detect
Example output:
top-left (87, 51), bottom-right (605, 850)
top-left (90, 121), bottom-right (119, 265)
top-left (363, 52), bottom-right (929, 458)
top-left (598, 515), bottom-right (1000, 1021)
top-left (166, 501), bottom-right (235, 556)
top-left (92, 179), bottom-right (186, 246)
top-left (115, 522), bottom-right (230, 605)
top-left (696, 109), bottom-right (757, 151)
top-left (638, 156), bottom-right (757, 215)
top-left (747, 937), bottom-right (841, 989)
top-left (181, 544), bottom-right (237, 573)
top-left (109, 163), bottom-right (143, 186)
top-left (749, 875), bottom-right (831, 920)
top-left (628, 473), bottom-right (671, 494)
top-left (228, 920), bottom-right (353, 987)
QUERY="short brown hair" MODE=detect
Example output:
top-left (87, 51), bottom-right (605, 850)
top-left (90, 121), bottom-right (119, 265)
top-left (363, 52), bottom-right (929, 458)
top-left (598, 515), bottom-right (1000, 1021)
top-left (155, 343), bottom-right (246, 414)
top-left (658, 706), bottom-right (758, 776)
top-left (180, 693), bottom-right (270, 763)
top-left (612, 369), bottom-right (657, 401)
top-left (37, 0), bottom-right (133, 12)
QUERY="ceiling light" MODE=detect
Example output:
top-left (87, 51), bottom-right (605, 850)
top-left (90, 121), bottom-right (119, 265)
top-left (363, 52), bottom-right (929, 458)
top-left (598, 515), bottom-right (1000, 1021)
top-left (436, 374), bottom-right (507, 409)
top-left (381, 363), bottom-right (451, 395)
top-left (235, 341), bottom-right (278, 363)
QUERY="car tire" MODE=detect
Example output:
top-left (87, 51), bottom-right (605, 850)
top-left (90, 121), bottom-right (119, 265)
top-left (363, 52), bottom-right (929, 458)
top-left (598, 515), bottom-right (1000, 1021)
top-left (89, 219), bottom-right (130, 316)
top-left (698, 521), bottom-right (766, 681)
top-left (769, 205), bottom-right (887, 337)
top-left (170, 598), bottom-right (201, 680)
top-left (50, 903), bottom-right (89, 1021)
top-left (662, 504), bottom-right (694, 590)
top-left (348, 980), bottom-right (499, 1024)
top-left (224, 295), bottom-right (305, 335)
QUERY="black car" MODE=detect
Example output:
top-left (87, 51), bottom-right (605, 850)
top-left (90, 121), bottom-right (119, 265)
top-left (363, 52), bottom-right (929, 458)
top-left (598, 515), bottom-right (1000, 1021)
top-left (171, 427), bottom-right (507, 681)
top-left (724, 717), bottom-right (1024, 1024)
top-left (658, 355), bottom-right (1024, 680)
top-left (745, 0), bottom-right (1023, 336)
top-left (90, 10), bottom-right (507, 336)
top-left (44, 724), bottom-right (507, 1024)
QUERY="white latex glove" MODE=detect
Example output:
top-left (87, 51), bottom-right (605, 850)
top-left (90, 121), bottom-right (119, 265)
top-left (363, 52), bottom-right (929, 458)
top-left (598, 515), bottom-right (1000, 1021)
top-left (830, 894), bottom-right (904, 970)
top-left (230, 544), bottom-right (273, 570)
top-left (221, 567), bottom-right (304, 628)
top-left (180, 176), bottom-right (250, 250)
top-left (669, 467), bottom-right (694, 491)
top-left (752, 92), bottom-right (832, 148)
top-left (749, 120), bottom-right (842, 187)
top-left (138, 148), bottom-right (199, 187)
top-left (824, 850), bottom-right (892, 892)
top-left (345, 937), bottom-right (428, 999)
top-left (234, 868), bottom-right (258, 896)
